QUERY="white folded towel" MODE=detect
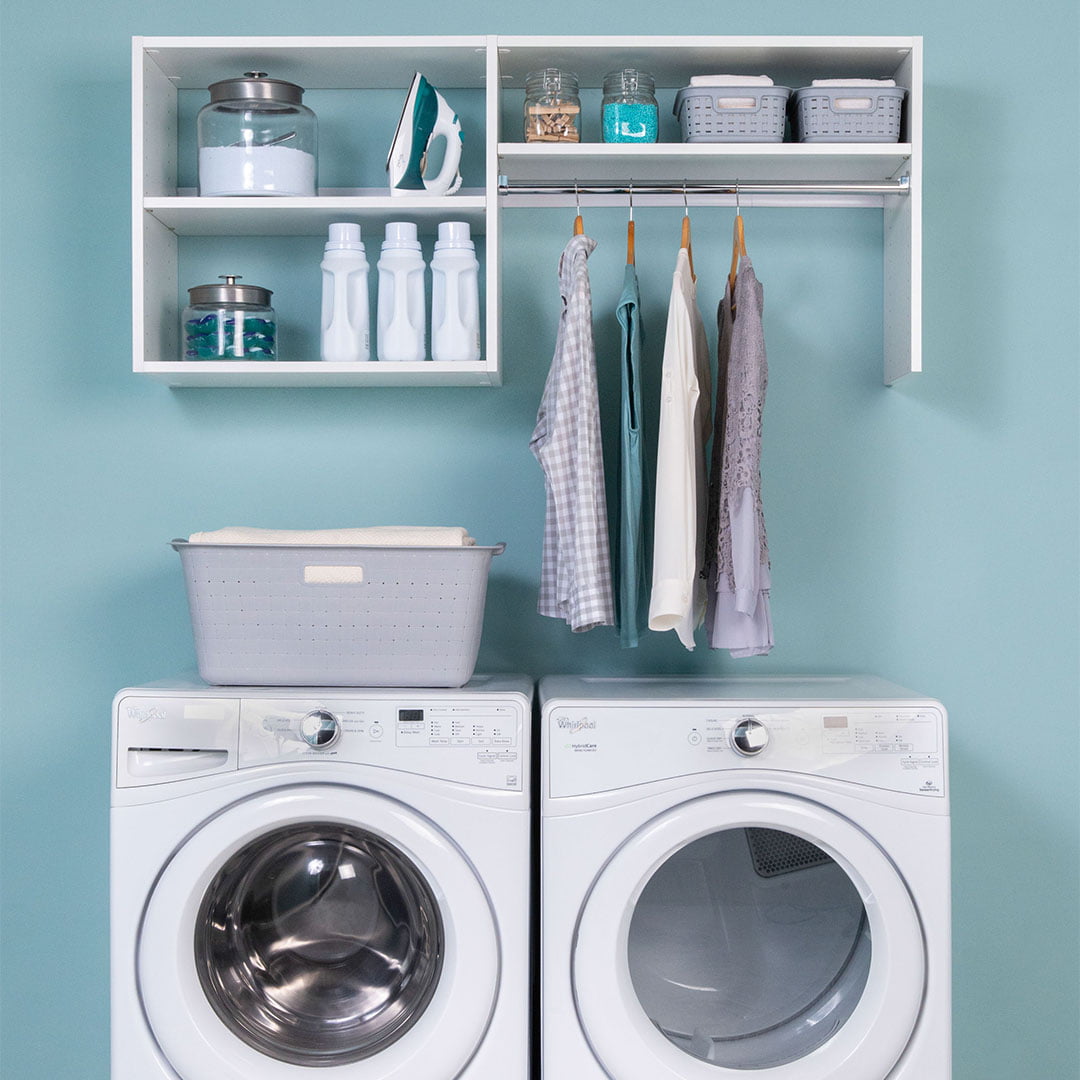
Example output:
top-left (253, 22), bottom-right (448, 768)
top-left (187, 526), bottom-right (477, 546)
top-left (811, 78), bottom-right (897, 87)
top-left (690, 74), bottom-right (774, 87)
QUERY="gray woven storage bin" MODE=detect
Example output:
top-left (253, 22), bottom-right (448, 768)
top-left (791, 85), bottom-right (906, 142)
top-left (674, 85), bottom-right (791, 143)
top-left (173, 540), bottom-right (504, 687)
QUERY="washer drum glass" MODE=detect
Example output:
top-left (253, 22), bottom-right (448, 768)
top-left (627, 826), bottom-right (871, 1069)
top-left (195, 822), bottom-right (443, 1066)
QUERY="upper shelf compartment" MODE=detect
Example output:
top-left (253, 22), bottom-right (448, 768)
top-left (133, 36), bottom-right (500, 386)
top-left (494, 36), bottom-right (918, 198)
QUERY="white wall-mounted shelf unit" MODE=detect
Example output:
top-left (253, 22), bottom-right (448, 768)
top-left (133, 35), bottom-right (921, 387)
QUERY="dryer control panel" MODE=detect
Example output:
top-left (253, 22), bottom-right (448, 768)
top-left (545, 703), bottom-right (946, 800)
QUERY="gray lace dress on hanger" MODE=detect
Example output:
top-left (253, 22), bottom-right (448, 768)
top-left (705, 255), bottom-right (773, 656)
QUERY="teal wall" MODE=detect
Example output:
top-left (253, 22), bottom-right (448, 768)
top-left (1, 1), bottom-right (1077, 1077)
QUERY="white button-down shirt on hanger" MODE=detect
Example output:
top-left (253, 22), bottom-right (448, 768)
top-left (648, 245), bottom-right (712, 649)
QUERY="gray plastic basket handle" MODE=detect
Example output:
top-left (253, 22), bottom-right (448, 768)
top-left (830, 96), bottom-right (876, 113)
top-left (303, 565), bottom-right (365, 584)
top-left (714, 94), bottom-right (763, 112)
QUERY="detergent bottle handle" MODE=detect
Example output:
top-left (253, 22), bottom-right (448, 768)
top-left (425, 109), bottom-right (463, 195)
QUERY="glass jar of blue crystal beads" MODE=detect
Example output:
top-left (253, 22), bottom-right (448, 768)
top-left (183, 276), bottom-right (276, 361)
top-left (602, 69), bottom-right (658, 143)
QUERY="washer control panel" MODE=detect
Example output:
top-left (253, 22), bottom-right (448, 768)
top-left (238, 694), bottom-right (525, 791)
top-left (546, 703), bottom-right (946, 800)
top-left (113, 681), bottom-right (531, 792)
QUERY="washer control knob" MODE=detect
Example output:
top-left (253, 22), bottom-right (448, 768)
top-left (299, 709), bottom-right (341, 749)
top-left (731, 717), bottom-right (770, 756)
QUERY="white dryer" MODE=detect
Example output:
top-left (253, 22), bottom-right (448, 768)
top-left (111, 676), bottom-right (532, 1080)
top-left (540, 676), bottom-right (950, 1080)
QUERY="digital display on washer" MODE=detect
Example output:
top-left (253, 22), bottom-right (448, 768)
top-left (399, 709), bottom-right (424, 723)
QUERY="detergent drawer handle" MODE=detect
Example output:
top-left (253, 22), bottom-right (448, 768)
top-left (127, 748), bottom-right (229, 777)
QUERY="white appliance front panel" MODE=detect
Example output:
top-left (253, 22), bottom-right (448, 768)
top-left (546, 704), bottom-right (945, 799)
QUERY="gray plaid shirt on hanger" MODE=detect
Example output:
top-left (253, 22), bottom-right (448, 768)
top-left (530, 233), bottom-right (615, 632)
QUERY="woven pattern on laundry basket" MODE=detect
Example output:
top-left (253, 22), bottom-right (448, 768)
top-left (173, 541), bottom-right (502, 687)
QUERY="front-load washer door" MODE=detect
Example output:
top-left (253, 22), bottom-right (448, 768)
top-left (573, 791), bottom-right (925, 1080)
top-left (138, 784), bottom-right (499, 1079)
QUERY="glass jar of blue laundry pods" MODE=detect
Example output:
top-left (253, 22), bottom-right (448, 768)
top-left (183, 276), bottom-right (276, 361)
top-left (602, 69), bottom-right (658, 143)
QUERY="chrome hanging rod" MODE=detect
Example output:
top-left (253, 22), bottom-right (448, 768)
top-left (499, 176), bottom-right (909, 197)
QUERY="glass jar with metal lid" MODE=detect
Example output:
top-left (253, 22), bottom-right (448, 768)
top-left (183, 276), bottom-right (276, 361)
top-left (602, 69), bottom-right (658, 143)
top-left (523, 69), bottom-right (581, 143)
top-left (197, 72), bottom-right (317, 196)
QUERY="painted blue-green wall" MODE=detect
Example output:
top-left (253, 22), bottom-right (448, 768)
top-left (1, 1), bottom-right (1077, 1077)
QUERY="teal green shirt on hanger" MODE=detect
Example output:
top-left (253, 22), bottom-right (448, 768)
top-left (615, 259), bottom-right (649, 647)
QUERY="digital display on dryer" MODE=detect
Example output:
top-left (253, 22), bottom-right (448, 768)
top-left (398, 709), bottom-right (424, 723)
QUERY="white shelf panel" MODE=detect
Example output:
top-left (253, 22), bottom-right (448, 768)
top-left (494, 35), bottom-right (918, 88)
top-left (138, 360), bottom-right (500, 388)
top-left (146, 192), bottom-right (487, 236)
top-left (498, 143), bottom-right (912, 186)
top-left (140, 36), bottom-right (490, 88)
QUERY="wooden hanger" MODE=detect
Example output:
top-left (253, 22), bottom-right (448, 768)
top-left (626, 181), bottom-right (635, 265)
top-left (680, 180), bottom-right (695, 281)
top-left (728, 182), bottom-right (747, 294)
top-left (573, 180), bottom-right (584, 236)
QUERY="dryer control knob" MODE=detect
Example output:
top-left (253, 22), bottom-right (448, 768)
top-left (299, 709), bottom-right (341, 749)
top-left (731, 717), bottom-right (770, 756)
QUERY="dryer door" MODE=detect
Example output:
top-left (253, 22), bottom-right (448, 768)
top-left (139, 785), bottom-right (499, 1079)
top-left (573, 791), bottom-right (925, 1080)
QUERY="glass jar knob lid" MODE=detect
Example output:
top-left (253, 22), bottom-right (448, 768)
top-left (207, 71), bottom-right (306, 105)
top-left (187, 275), bottom-right (273, 307)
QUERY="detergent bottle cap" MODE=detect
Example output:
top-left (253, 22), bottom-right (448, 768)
top-left (383, 221), bottom-right (421, 250)
top-left (435, 221), bottom-right (474, 250)
top-left (326, 222), bottom-right (364, 252)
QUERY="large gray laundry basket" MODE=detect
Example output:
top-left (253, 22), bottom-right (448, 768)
top-left (173, 540), bottom-right (504, 687)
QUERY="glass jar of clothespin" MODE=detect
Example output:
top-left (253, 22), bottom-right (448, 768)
top-left (524, 69), bottom-right (581, 143)
top-left (602, 69), bottom-right (658, 143)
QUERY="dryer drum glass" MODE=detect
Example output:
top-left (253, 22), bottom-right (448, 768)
top-left (194, 822), bottom-right (444, 1065)
top-left (626, 827), bottom-right (871, 1069)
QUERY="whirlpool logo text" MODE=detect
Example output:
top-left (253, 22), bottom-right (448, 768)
top-left (557, 717), bottom-right (597, 734)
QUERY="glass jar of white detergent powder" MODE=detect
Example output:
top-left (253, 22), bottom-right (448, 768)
top-left (183, 276), bottom-right (276, 361)
top-left (602, 69), bottom-right (658, 143)
top-left (198, 72), bottom-right (317, 196)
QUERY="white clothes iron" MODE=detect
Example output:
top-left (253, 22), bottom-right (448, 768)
top-left (386, 72), bottom-right (463, 197)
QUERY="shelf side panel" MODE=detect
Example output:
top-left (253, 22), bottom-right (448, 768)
top-left (136, 214), bottom-right (179, 370)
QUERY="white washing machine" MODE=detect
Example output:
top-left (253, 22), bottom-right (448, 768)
top-left (111, 675), bottom-right (532, 1080)
top-left (540, 675), bottom-right (950, 1080)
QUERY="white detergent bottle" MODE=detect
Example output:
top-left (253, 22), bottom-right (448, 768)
top-left (377, 221), bottom-right (426, 362)
top-left (430, 221), bottom-right (481, 362)
top-left (320, 222), bottom-right (370, 363)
